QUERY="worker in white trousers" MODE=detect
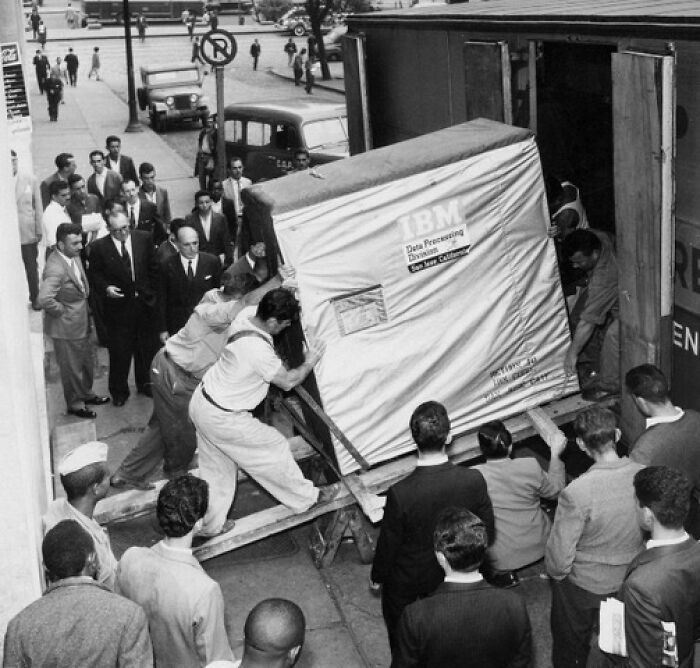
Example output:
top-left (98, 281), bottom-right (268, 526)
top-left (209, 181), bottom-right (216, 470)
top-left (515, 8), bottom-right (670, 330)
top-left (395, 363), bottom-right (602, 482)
top-left (189, 288), bottom-right (332, 537)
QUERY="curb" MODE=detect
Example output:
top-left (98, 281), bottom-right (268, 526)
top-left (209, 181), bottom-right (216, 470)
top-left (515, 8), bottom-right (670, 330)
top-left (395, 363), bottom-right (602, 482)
top-left (268, 67), bottom-right (345, 96)
top-left (27, 27), bottom-right (285, 43)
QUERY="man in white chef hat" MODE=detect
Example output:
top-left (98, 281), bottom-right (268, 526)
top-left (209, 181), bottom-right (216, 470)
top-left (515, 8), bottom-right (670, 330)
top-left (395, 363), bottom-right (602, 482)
top-left (43, 441), bottom-right (117, 590)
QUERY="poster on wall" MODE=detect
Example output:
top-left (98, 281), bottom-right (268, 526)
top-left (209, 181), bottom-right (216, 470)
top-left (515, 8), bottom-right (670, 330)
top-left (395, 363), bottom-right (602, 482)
top-left (2, 42), bottom-right (31, 134)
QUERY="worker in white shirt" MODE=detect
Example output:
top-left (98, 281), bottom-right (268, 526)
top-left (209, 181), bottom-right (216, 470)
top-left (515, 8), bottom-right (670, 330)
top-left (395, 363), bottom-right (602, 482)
top-left (189, 288), bottom-right (333, 538)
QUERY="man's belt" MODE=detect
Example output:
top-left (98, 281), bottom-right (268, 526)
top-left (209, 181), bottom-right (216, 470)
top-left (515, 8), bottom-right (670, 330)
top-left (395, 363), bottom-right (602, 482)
top-left (163, 350), bottom-right (197, 380)
top-left (200, 385), bottom-right (248, 414)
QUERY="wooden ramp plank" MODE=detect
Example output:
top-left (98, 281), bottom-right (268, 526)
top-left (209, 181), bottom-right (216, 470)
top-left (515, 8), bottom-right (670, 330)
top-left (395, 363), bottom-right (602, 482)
top-left (99, 394), bottom-right (590, 564)
top-left (193, 394), bottom-right (590, 562)
top-left (96, 436), bottom-right (315, 525)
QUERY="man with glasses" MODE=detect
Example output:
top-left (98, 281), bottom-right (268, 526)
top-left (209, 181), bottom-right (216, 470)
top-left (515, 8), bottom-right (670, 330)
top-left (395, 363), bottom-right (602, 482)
top-left (88, 213), bottom-right (158, 406)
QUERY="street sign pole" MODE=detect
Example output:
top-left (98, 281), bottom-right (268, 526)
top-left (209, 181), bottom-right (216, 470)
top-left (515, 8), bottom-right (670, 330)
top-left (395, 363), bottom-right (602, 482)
top-left (216, 66), bottom-right (226, 183)
top-left (199, 29), bottom-right (237, 184)
top-left (122, 0), bottom-right (142, 133)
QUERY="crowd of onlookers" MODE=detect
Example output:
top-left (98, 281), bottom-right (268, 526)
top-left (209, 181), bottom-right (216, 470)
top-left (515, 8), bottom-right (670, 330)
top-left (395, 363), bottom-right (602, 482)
top-left (3, 362), bottom-right (700, 666)
top-left (8, 140), bottom-right (700, 666)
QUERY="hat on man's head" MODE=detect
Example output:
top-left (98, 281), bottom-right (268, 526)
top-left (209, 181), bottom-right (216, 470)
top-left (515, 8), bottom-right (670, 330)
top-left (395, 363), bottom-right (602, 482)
top-left (58, 441), bottom-right (108, 476)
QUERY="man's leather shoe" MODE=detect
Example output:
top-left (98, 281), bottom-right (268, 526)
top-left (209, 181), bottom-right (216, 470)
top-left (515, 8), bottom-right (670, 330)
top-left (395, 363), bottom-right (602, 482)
top-left (194, 519), bottom-right (236, 544)
top-left (137, 384), bottom-right (153, 398)
top-left (67, 407), bottom-right (97, 419)
top-left (110, 474), bottom-right (155, 491)
top-left (112, 396), bottom-right (128, 407)
top-left (85, 395), bottom-right (110, 405)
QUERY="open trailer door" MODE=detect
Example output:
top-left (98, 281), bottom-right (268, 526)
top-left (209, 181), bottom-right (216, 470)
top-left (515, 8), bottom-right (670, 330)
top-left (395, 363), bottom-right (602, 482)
top-left (463, 40), bottom-right (513, 125)
top-left (612, 50), bottom-right (675, 441)
top-left (343, 33), bottom-right (372, 155)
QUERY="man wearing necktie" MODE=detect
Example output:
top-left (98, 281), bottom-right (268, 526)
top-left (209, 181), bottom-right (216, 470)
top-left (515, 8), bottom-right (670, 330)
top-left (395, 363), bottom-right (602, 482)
top-left (88, 212), bottom-right (159, 406)
top-left (37, 223), bottom-right (110, 418)
top-left (184, 190), bottom-right (228, 264)
top-left (121, 179), bottom-right (165, 246)
top-left (157, 225), bottom-right (221, 343)
top-left (222, 157), bottom-right (252, 258)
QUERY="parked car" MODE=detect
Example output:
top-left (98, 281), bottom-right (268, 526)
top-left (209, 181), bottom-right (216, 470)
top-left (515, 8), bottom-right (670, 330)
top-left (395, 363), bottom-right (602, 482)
top-left (323, 24), bottom-right (348, 61)
top-left (274, 7), bottom-right (338, 36)
top-left (223, 99), bottom-right (349, 181)
top-left (137, 63), bottom-right (209, 132)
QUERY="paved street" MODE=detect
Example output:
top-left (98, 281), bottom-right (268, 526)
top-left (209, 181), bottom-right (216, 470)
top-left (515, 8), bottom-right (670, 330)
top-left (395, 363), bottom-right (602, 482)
top-left (37, 31), bottom-right (344, 164)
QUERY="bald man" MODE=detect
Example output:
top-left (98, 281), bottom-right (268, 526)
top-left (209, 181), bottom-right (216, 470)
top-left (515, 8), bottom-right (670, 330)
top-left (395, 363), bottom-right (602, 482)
top-left (236, 598), bottom-right (305, 668)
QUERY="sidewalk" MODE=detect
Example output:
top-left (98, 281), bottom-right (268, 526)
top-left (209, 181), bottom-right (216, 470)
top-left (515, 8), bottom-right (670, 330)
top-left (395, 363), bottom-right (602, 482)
top-left (270, 65), bottom-right (345, 95)
top-left (31, 77), bottom-right (196, 215)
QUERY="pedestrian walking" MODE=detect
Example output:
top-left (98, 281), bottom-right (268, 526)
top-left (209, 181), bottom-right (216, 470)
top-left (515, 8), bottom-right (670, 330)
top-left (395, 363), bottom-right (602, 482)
top-left (64, 48), bottom-right (79, 87)
top-left (307, 35), bottom-right (317, 61)
top-left (191, 37), bottom-right (208, 75)
top-left (250, 39), bottom-right (261, 70)
top-left (87, 46), bottom-right (101, 80)
top-left (284, 38), bottom-right (297, 67)
top-left (304, 53), bottom-right (315, 94)
top-left (293, 48), bottom-right (305, 86)
top-left (186, 10), bottom-right (196, 40)
top-left (65, 2), bottom-right (76, 29)
top-left (37, 21), bottom-right (47, 48)
top-left (33, 49), bottom-right (49, 94)
top-left (137, 13), bottom-right (147, 42)
top-left (29, 9), bottom-right (41, 39)
top-left (46, 73), bottom-right (63, 121)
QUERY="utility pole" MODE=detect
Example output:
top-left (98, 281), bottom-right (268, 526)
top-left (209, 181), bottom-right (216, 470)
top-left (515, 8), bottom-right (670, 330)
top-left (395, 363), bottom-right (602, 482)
top-left (122, 0), bottom-right (142, 132)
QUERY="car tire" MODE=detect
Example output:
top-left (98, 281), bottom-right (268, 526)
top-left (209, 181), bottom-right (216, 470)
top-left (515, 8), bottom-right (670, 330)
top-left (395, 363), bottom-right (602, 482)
top-left (293, 23), bottom-right (305, 37)
top-left (151, 109), bottom-right (163, 132)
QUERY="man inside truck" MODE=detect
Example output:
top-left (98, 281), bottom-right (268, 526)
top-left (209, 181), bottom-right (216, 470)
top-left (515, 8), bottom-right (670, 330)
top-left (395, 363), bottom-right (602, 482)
top-left (562, 229), bottom-right (619, 401)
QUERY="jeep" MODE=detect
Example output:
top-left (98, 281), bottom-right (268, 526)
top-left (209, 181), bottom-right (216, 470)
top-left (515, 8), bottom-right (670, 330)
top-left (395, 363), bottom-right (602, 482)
top-left (137, 63), bottom-right (210, 133)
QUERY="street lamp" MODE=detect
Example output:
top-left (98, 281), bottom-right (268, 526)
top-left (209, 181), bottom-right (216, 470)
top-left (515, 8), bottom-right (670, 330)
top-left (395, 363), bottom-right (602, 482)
top-left (122, 0), bottom-right (142, 132)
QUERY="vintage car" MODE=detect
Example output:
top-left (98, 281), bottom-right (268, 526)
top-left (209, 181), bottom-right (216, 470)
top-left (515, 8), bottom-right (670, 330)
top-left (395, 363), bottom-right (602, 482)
top-left (223, 99), bottom-right (349, 181)
top-left (137, 63), bottom-right (209, 132)
top-left (274, 7), bottom-right (338, 36)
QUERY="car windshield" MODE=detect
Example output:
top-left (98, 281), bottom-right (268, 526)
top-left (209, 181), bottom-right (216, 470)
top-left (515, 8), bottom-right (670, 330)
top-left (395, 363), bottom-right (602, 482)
top-left (147, 69), bottom-right (200, 86)
top-left (303, 116), bottom-right (348, 151)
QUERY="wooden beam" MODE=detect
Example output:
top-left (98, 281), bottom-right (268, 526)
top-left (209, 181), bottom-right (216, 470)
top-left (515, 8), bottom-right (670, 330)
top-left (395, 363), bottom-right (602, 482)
top-left (96, 436), bottom-right (316, 525)
top-left (192, 393), bottom-right (590, 562)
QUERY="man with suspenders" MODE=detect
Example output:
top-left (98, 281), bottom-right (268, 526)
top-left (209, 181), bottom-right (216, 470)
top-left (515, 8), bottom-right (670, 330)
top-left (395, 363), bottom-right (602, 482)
top-left (189, 287), bottom-right (332, 537)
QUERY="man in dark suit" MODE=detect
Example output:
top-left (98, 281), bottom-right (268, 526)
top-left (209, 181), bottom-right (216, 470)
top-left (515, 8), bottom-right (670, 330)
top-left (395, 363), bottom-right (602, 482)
top-left (37, 224), bottom-right (109, 418)
top-left (105, 135), bottom-right (138, 184)
top-left (121, 179), bottom-right (166, 246)
top-left (226, 241), bottom-right (268, 286)
top-left (41, 152), bottom-right (76, 209)
top-left (592, 466), bottom-right (700, 668)
top-left (184, 190), bottom-right (228, 263)
top-left (156, 218), bottom-right (184, 268)
top-left (88, 212), bottom-right (159, 405)
top-left (211, 179), bottom-right (237, 261)
top-left (138, 161), bottom-right (171, 227)
top-left (393, 507), bottom-right (532, 668)
top-left (371, 401), bottom-right (495, 653)
top-left (87, 150), bottom-right (122, 205)
top-left (157, 225), bottom-right (221, 342)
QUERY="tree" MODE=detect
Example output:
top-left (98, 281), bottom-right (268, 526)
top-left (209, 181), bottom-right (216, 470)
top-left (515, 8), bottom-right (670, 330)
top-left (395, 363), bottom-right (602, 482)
top-left (305, 0), bottom-right (335, 80)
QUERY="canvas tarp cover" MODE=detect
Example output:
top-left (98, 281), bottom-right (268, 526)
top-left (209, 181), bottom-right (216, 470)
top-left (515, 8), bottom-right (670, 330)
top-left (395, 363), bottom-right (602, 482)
top-left (250, 119), bottom-right (576, 474)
